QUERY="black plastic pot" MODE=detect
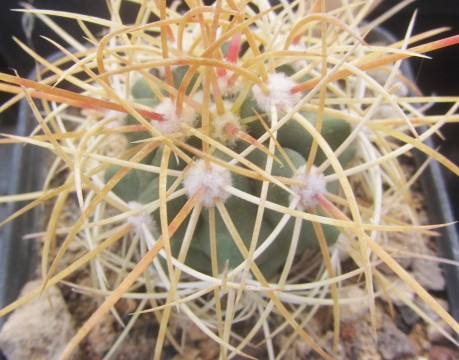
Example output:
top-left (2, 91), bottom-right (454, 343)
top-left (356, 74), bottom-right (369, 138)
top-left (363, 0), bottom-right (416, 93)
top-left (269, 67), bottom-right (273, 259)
top-left (0, 96), bottom-right (47, 327)
top-left (414, 138), bottom-right (459, 325)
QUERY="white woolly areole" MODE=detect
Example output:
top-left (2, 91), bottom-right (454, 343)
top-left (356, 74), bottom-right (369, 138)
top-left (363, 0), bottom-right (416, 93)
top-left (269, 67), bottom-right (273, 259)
top-left (290, 165), bottom-right (326, 209)
top-left (211, 109), bottom-right (242, 146)
top-left (252, 72), bottom-right (300, 113)
top-left (127, 201), bottom-right (157, 233)
top-left (217, 73), bottom-right (242, 97)
top-left (183, 160), bottom-right (232, 207)
top-left (151, 98), bottom-right (196, 134)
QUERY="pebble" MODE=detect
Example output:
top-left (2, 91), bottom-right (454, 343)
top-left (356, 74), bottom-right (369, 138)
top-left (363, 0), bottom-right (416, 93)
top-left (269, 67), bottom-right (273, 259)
top-left (0, 280), bottom-right (76, 360)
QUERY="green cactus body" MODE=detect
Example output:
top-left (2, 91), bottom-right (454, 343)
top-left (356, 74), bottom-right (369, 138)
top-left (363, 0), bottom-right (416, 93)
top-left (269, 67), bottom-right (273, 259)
top-left (104, 164), bottom-right (157, 203)
top-left (124, 94), bottom-right (160, 145)
top-left (107, 89), bottom-right (354, 279)
top-left (173, 66), bottom-right (200, 95)
top-left (248, 147), bottom-right (340, 263)
top-left (194, 171), bottom-right (274, 274)
top-left (241, 104), bottom-right (350, 159)
top-left (131, 78), bottom-right (161, 100)
top-left (105, 55), bottom-right (356, 279)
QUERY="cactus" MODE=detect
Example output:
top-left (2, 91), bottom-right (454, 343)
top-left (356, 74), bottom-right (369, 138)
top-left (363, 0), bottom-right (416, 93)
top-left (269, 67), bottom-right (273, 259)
top-left (106, 69), bottom-right (354, 278)
top-left (1, 0), bottom-right (459, 359)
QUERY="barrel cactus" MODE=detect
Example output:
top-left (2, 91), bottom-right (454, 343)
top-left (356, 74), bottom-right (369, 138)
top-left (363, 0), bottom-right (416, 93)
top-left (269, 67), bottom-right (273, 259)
top-left (1, 0), bottom-right (459, 358)
top-left (107, 65), bottom-right (353, 279)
